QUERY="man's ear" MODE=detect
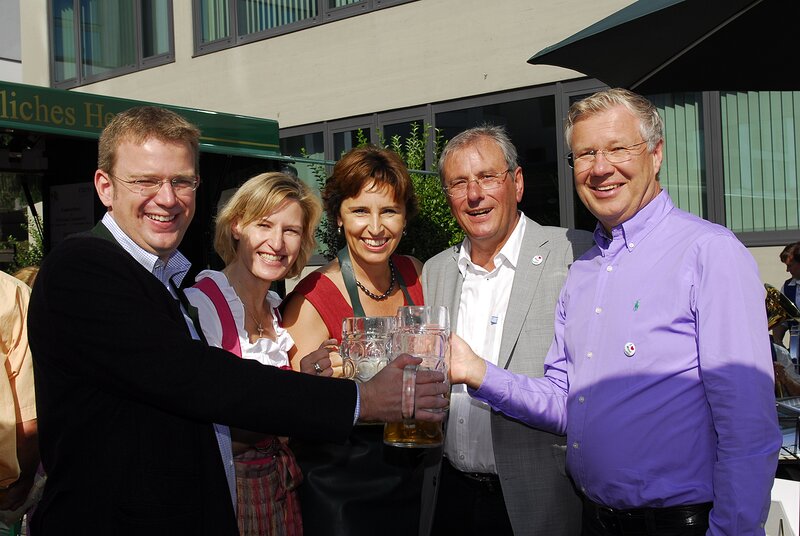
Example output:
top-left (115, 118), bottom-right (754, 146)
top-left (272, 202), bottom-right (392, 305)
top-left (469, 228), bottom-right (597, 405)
top-left (513, 166), bottom-right (524, 203)
top-left (94, 170), bottom-right (114, 209)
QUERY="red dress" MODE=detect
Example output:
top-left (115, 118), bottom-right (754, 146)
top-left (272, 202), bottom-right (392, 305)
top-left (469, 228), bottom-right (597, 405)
top-left (288, 254), bottom-right (424, 343)
top-left (281, 254), bottom-right (426, 536)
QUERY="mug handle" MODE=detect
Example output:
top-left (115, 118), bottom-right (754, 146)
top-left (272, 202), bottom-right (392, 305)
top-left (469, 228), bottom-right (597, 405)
top-left (401, 365), bottom-right (418, 420)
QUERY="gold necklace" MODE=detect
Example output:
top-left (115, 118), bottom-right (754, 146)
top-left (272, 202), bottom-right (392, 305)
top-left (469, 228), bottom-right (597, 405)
top-left (242, 302), bottom-right (266, 338)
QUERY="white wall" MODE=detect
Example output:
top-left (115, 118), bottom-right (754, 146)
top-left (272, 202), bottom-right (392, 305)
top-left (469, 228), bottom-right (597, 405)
top-left (752, 245), bottom-right (794, 290)
top-left (20, 0), bottom-right (635, 127)
top-left (0, 0), bottom-right (21, 82)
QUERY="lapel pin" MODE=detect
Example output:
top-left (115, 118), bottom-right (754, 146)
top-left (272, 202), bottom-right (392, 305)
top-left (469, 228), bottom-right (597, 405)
top-left (624, 342), bottom-right (636, 357)
top-left (531, 255), bottom-right (543, 266)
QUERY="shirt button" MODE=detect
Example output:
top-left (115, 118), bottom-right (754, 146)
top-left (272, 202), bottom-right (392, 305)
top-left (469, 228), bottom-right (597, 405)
top-left (586, 351), bottom-right (593, 358)
top-left (594, 307), bottom-right (602, 314)
top-left (572, 442), bottom-right (579, 449)
top-left (606, 265), bottom-right (613, 272)
top-left (459, 454), bottom-right (465, 460)
top-left (458, 418), bottom-right (464, 424)
top-left (628, 242), bottom-right (635, 249)
top-left (578, 396), bottom-right (585, 403)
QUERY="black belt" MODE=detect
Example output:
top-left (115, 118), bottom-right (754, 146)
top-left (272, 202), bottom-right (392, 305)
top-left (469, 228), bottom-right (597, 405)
top-left (582, 496), bottom-right (712, 535)
top-left (442, 457), bottom-right (501, 490)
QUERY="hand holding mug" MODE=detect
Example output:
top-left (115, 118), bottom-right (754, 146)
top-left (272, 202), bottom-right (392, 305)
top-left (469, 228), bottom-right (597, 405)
top-left (358, 354), bottom-right (449, 423)
top-left (299, 338), bottom-right (342, 377)
top-left (448, 332), bottom-right (487, 389)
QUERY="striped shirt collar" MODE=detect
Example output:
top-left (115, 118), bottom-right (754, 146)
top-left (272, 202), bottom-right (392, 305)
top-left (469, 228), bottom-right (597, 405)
top-left (101, 212), bottom-right (191, 288)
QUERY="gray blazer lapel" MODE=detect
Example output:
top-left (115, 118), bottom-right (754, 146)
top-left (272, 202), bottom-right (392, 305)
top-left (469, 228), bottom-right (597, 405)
top-left (499, 220), bottom-right (549, 370)
top-left (445, 247), bottom-right (463, 329)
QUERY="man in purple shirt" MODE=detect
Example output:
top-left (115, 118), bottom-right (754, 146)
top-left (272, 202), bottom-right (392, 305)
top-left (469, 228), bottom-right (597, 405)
top-left (449, 88), bottom-right (781, 536)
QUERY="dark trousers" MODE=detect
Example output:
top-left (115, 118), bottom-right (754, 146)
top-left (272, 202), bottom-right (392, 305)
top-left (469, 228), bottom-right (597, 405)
top-left (581, 497), bottom-right (711, 536)
top-left (431, 457), bottom-right (514, 536)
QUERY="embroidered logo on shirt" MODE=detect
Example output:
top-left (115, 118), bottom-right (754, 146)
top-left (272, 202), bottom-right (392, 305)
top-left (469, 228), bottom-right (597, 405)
top-left (633, 299), bottom-right (640, 312)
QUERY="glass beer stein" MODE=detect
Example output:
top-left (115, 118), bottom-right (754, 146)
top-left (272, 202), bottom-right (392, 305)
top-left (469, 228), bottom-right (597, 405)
top-left (340, 316), bottom-right (395, 383)
top-left (384, 305), bottom-right (449, 448)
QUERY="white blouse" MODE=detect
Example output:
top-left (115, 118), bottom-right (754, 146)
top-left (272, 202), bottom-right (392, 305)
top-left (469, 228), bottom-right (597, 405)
top-left (185, 270), bottom-right (294, 368)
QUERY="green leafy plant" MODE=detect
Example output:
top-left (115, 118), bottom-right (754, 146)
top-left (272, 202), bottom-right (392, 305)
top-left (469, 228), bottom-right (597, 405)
top-left (1, 217), bottom-right (44, 274)
top-left (308, 123), bottom-right (463, 262)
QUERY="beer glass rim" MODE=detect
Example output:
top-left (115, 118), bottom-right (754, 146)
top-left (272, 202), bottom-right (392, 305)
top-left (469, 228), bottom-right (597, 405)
top-left (395, 305), bottom-right (449, 331)
top-left (341, 315), bottom-right (397, 337)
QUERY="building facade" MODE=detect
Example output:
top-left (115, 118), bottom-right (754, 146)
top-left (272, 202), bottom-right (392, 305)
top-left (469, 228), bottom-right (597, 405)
top-left (16, 0), bottom-right (799, 286)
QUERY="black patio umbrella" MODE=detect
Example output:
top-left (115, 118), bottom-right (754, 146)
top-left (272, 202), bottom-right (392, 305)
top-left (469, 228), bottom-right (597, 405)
top-left (529, 0), bottom-right (800, 93)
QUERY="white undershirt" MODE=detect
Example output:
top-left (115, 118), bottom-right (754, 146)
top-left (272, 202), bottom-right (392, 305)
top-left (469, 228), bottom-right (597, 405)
top-left (445, 214), bottom-right (526, 474)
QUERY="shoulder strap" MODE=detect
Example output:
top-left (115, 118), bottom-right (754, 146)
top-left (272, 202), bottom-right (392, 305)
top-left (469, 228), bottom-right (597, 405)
top-left (337, 247), bottom-right (366, 317)
top-left (169, 277), bottom-right (209, 345)
top-left (393, 256), bottom-right (415, 306)
top-left (192, 277), bottom-right (242, 358)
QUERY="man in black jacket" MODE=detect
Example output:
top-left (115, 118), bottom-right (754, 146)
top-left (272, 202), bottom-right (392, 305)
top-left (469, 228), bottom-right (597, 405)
top-left (28, 106), bottom-right (447, 535)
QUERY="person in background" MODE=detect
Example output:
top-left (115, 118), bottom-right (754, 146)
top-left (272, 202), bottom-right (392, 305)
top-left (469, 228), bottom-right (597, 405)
top-left (186, 172), bottom-right (332, 535)
top-left (280, 146), bottom-right (425, 536)
top-left (419, 125), bottom-right (591, 536)
top-left (27, 106), bottom-right (447, 534)
top-left (0, 270), bottom-right (38, 535)
top-left (772, 241), bottom-right (800, 353)
top-left (448, 89), bottom-right (780, 535)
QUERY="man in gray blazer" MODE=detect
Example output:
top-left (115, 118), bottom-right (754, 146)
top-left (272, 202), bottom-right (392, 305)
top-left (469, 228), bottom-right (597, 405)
top-left (420, 125), bottom-right (592, 535)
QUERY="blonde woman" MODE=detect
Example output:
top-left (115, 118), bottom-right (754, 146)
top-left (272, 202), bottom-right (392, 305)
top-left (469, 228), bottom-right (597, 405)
top-left (186, 172), bottom-right (331, 535)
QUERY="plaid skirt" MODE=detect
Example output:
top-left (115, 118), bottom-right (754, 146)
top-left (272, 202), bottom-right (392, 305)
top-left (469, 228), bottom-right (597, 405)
top-left (235, 437), bottom-right (303, 536)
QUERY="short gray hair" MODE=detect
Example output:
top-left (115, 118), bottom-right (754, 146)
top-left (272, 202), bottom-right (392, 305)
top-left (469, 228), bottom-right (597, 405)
top-left (438, 124), bottom-right (518, 180)
top-left (564, 88), bottom-right (663, 151)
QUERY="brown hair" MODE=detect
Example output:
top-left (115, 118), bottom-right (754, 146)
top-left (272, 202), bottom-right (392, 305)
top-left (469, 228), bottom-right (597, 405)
top-left (214, 172), bottom-right (322, 279)
top-left (98, 106), bottom-right (201, 173)
top-left (780, 242), bottom-right (800, 264)
top-left (322, 146), bottom-right (418, 225)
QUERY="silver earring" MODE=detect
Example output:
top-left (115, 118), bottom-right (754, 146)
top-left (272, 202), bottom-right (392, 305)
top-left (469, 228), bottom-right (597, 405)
top-left (403, 229), bottom-right (407, 237)
top-left (337, 225), bottom-right (342, 235)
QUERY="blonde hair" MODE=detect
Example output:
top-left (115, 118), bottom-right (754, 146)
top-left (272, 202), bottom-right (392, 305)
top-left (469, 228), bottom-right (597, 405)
top-left (564, 88), bottom-right (664, 151)
top-left (214, 172), bottom-right (322, 279)
top-left (12, 266), bottom-right (39, 288)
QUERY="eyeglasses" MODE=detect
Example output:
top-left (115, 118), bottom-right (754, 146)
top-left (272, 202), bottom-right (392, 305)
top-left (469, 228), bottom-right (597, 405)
top-left (108, 173), bottom-right (199, 196)
top-left (443, 170), bottom-right (510, 198)
top-left (567, 141), bottom-right (649, 171)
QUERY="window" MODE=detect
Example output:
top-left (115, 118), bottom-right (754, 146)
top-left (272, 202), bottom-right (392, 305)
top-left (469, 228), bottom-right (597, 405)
top-left (333, 126), bottom-right (371, 159)
top-left (50, 0), bottom-right (174, 88)
top-left (435, 95), bottom-right (561, 227)
top-left (194, 0), bottom-right (414, 54)
top-left (280, 130), bottom-right (326, 191)
top-left (721, 91), bottom-right (800, 233)
top-left (651, 92), bottom-right (707, 219)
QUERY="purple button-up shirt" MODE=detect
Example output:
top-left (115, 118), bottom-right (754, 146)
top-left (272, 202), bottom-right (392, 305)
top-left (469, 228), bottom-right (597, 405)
top-left (472, 191), bottom-right (781, 535)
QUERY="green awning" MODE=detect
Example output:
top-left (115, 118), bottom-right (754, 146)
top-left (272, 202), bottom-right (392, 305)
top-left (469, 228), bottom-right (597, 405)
top-left (0, 81), bottom-right (281, 159)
